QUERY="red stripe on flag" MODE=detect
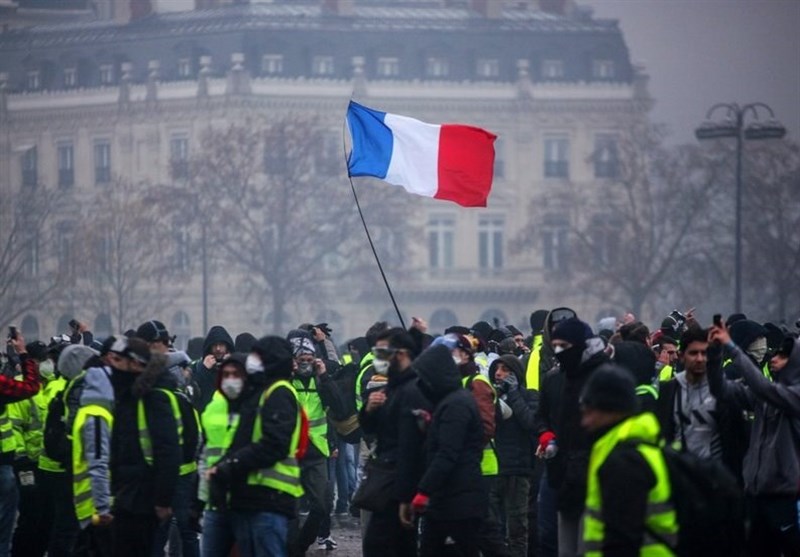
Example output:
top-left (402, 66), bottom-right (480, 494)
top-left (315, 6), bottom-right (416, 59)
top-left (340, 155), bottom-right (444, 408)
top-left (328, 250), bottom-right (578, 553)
top-left (435, 124), bottom-right (496, 207)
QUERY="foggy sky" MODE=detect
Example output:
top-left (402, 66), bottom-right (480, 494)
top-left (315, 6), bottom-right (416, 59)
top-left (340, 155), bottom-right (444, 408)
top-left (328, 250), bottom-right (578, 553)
top-left (582, 0), bottom-right (800, 145)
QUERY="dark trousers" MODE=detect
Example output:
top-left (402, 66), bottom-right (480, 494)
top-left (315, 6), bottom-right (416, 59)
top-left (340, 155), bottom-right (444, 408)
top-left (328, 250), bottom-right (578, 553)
top-left (362, 502), bottom-right (416, 557)
top-left (491, 475), bottom-right (531, 557)
top-left (112, 510), bottom-right (158, 557)
top-left (537, 468), bottom-right (558, 557)
top-left (41, 469), bottom-right (80, 557)
top-left (74, 524), bottom-right (114, 557)
top-left (289, 457), bottom-right (329, 556)
top-left (746, 495), bottom-right (800, 557)
top-left (11, 464), bottom-right (50, 557)
top-left (420, 517), bottom-right (482, 557)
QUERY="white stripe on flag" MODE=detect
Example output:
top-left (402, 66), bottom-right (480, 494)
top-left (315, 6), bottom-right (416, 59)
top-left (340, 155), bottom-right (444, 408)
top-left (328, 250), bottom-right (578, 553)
top-left (384, 113), bottom-right (440, 198)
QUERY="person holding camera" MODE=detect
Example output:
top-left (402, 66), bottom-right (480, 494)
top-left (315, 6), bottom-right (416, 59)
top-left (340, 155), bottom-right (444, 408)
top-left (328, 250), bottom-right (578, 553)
top-left (0, 330), bottom-right (41, 557)
top-left (192, 326), bottom-right (235, 412)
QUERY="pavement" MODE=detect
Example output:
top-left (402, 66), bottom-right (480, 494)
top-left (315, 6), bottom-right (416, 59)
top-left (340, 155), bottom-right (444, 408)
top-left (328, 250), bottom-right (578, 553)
top-left (314, 514), bottom-right (363, 556)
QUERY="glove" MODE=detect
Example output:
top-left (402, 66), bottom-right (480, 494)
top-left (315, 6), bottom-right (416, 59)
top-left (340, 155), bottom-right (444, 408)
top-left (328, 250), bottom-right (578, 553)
top-left (537, 431), bottom-right (556, 454)
top-left (501, 374), bottom-right (519, 393)
top-left (411, 492), bottom-right (430, 514)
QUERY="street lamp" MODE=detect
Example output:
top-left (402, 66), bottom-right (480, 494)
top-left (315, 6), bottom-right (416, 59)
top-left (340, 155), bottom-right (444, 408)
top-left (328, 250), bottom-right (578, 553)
top-left (695, 102), bottom-right (786, 314)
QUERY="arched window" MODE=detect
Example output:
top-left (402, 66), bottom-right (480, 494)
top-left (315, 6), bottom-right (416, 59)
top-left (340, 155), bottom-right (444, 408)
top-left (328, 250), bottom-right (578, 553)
top-left (21, 315), bottom-right (39, 342)
top-left (94, 313), bottom-right (112, 338)
top-left (172, 311), bottom-right (191, 351)
top-left (56, 314), bottom-right (72, 336)
top-left (479, 309), bottom-right (508, 328)
top-left (429, 308), bottom-right (458, 335)
top-left (379, 309), bottom-right (408, 329)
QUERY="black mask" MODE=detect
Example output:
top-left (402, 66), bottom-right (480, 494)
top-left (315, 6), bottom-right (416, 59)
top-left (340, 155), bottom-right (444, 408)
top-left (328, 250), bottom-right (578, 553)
top-left (555, 344), bottom-right (583, 372)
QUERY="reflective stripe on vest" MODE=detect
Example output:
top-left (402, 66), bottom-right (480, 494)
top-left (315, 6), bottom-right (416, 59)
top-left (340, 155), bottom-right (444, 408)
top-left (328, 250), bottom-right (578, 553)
top-left (247, 380), bottom-right (304, 498)
top-left (526, 334), bottom-right (543, 391)
top-left (355, 352), bottom-right (375, 412)
top-left (200, 391), bottom-right (239, 470)
top-left (583, 412), bottom-right (677, 557)
top-left (462, 374), bottom-right (499, 476)
top-left (293, 377), bottom-right (329, 458)
top-left (138, 388), bottom-right (197, 475)
top-left (636, 384), bottom-right (659, 401)
top-left (0, 406), bottom-right (14, 455)
top-left (658, 364), bottom-right (674, 382)
top-left (72, 405), bottom-right (113, 522)
top-left (38, 376), bottom-right (67, 472)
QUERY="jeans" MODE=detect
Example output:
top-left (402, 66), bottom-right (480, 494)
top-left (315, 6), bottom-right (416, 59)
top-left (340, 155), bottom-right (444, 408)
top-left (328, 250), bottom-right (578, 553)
top-left (289, 457), bottom-right (329, 555)
top-left (201, 509), bottom-right (235, 557)
top-left (334, 441), bottom-right (356, 513)
top-left (419, 517), bottom-right (482, 557)
top-left (0, 465), bottom-right (18, 557)
top-left (490, 475), bottom-right (531, 557)
top-left (557, 513), bottom-right (579, 557)
top-left (152, 472), bottom-right (199, 557)
top-left (231, 510), bottom-right (288, 557)
top-left (747, 495), bottom-right (800, 557)
top-left (537, 469), bottom-right (558, 557)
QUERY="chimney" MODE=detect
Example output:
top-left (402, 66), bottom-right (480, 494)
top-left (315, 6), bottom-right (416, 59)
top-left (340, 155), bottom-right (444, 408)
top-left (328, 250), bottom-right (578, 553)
top-left (471, 0), bottom-right (503, 19)
top-left (322, 0), bottom-right (355, 17)
top-left (226, 53), bottom-right (251, 96)
top-left (118, 62), bottom-right (132, 110)
top-left (197, 56), bottom-right (212, 98)
top-left (146, 60), bottom-right (159, 106)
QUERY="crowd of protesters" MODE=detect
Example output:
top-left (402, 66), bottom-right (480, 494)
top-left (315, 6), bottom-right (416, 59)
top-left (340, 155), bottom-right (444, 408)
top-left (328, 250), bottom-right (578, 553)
top-left (0, 306), bottom-right (799, 557)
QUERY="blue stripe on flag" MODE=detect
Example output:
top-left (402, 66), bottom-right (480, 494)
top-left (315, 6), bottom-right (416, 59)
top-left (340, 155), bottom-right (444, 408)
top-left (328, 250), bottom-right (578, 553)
top-left (346, 101), bottom-right (393, 179)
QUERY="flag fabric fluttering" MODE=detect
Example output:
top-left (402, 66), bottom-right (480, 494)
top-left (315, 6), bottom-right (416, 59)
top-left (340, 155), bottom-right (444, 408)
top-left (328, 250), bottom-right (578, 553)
top-left (346, 101), bottom-right (497, 208)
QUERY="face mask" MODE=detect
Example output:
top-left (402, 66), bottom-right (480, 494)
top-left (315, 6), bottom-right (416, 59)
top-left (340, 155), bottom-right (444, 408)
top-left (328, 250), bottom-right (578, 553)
top-left (38, 360), bottom-right (55, 380)
top-left (452, 355), bottom-right (463, 366)
top-left (553, 345), bottom-right (565, 355)
top-left (297, 362), bottom-right (314, 377)
top-left (372, 358), bottom-right (389, 376)
top-left (555, 344), bottom-right (582, 371)
top-left (747, 338), bottom-right (768, 364)
top-left (221, 377), bottom-right (244, 399)
top-left (245, 354), bottom-right (264, 374)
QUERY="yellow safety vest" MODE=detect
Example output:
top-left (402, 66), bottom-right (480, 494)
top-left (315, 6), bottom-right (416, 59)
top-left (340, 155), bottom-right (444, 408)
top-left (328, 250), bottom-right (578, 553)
top-left (462, 374), bottom-right (499, 476)
top-left (200, 390), bottom-right (240, 510)
top-left (247, 380), bottom-right (304, 498)
top-left (0, 405), bottom-right (15, 456)
top-left (526, 334), bottom-right (543, 391)
top-left (293, 377), bottom-right (329, 458)
top-left (635, 384), bottom-right (659, 401)
top-left (38, 376), bottom-right (68, 472)
top-left (658, 365), bottom-right (673, 382)
top-left (583, 412), bottom-right (677, 556)
top-left (355, 352), bottom-right (375, 412)
top-left (8, 386), bottom-right (43, 461)
top-left (71, 404), bottom-right (113, 522)
top-left (138, 388), bottom-right (199, 475)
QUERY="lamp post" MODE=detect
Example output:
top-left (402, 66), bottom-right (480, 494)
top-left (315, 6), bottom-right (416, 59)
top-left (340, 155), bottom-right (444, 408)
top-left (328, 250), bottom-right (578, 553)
top-left (695, 102), bottom-right (786, 313)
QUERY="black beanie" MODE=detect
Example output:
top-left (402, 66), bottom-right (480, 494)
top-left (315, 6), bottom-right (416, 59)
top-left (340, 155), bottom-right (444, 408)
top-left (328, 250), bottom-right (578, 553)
top-left (729, 320), bottom-right (767, 350)
top-left (529, 310), bottom-right (549, 334)
top-left (551, 317), bottom-right (592, 347)
top-left (580, 364), bottom-right (638, 414)
top-left (252, 336), bottom-right (294, 378)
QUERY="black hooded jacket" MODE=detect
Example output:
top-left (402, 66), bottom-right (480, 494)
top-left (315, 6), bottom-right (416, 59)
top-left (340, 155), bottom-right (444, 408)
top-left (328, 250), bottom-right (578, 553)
top-left (110, 354), bottom-right (182, 514)
top-left (192, 326), bottom-right (235, 411)
top-left (613, 341), bottom-right (658, 414)
top-left (488, 355), bottom-right (539, 476)
top-left (416, 345), bottom-right (486, 521)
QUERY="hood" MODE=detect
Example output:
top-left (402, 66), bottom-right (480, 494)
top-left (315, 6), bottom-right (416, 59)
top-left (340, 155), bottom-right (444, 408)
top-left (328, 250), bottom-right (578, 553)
top-left (540, 307), bottom-right (578, 366)
top-left (582, 337), bottom-right (607, 363)
top-left (203, 326), bottom-right (234, 355)
top-left (80, 365), bottom-right (114, 412)
top-left (729, 320), bottom-right (767, 351)
top-left (414, 344), bottom-right (461, 400)
top-left (488, 354), bottom-right (526, 388)
top-left (776, 337), bottom-right (800, 386)
top-left (132, 353), bottom-right (175, 398)
top-left (613, 341), bottom-right (657, 386)
top-left (165, 351), bottom-right (190, 370)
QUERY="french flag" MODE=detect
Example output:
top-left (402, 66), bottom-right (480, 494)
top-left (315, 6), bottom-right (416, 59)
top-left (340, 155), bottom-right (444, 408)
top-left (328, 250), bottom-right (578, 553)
top-left (346, 101), bottom-right (497, 208)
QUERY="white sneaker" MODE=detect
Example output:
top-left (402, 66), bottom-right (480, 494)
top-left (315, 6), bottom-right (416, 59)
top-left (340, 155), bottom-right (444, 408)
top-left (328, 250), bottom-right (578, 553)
top-left (316, 536), bottom-right (338, 550)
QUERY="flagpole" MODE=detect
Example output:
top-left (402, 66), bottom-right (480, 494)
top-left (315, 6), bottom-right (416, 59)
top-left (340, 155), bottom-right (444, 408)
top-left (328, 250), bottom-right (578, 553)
top-left (342, 116), bottom-right (407, 331)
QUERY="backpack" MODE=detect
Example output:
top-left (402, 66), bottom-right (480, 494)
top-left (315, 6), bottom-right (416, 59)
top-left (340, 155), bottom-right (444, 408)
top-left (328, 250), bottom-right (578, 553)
top-left (327, 361), bottom-right (362, 444)
top-left (641, 443), bottom-right (745, 557)
top-left (43, 373), bottom-right (86, 467)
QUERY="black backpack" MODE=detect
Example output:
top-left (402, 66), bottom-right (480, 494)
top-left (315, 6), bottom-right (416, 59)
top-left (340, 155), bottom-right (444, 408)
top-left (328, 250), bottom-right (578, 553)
top-left (43, 373), bottom-right (86, 468)
top-left (640, 442), bottom-right (745, 557)
top-left (327, 361), bottom-right (362, 444)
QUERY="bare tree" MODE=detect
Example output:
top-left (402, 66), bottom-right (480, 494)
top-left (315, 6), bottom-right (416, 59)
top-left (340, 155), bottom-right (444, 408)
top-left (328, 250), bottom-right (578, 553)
top-left (189, 114), bottom-right (411, 333)
top-left (512, 121), bottom-right (729, 318)
top-left (73, 178), bottom-right (178, 332)
top-left (0, 186), bottom-right (67, 331)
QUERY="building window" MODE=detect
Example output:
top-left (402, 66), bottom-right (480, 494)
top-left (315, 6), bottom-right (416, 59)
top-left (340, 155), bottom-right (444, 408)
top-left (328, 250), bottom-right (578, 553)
top-left (95, 233), bottom-right (112, 275)
top-left (494, 137), bottom-right (505, 179)
top-left (544, 136), bottom-right (569, 179)
top-left (177, 58), bottom-right (191, 78)
top-left (426, 57), bottom-right (449, 78)
top-left (57, 142), bottom-right (74, 188)
top-left (24, 230), bottom-right (40, 278)
top-left (590, 214), bottom-right (618, 268)
top-left (261, 54), bottom-right (284, 75)
top-left (27, 70), bottom-right (40, 90)
top-left (428, 215), bottom-right (455, 269)
top-left (430, 308), bottom-right (459, 334)
top-left (94, 140), bottom-right (111, 184)
top-left (479, 216), bottom-right (504, 270)
top-left (174, 224), bottom-right (190, 273)
top-left (593, 59), bottom-right (615, 79)
top-left (21, 315), bottom-right (39, 342)
top-left (64, 67), bottom-right (77, 87)
top-left (56, 222), bottom-right (76, 277)
top-left (171, 311), bottom-right (191, 351)
top-left (476, 58), bottom-right (499, 78)
top-left (594, 134), bottom-right (619, 178)
top-left (99, 64), bottom-right (114, 85)
top-left (21, 146), bottom-right (37, 187)
top-left (312, 56), bottom-right (334, 76)
top-left (170, 135), bottom-right (189, 180)
top-left (541, 59), bottom-right (564, 80)
top-left (376, 57), bottom-right (399, 77)
top-left (543, 215), bottom-right (569, 272)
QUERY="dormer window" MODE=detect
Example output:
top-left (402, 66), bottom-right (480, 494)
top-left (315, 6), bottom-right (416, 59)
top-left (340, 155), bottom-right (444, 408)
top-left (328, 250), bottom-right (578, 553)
top-left (426, 57), bottom-right (449, 78)
top-left (64, 67), bottom-right (77, 87)
top-left (541, 59), bottom-right (564, 80)
top-left (27, 71), bottom-right (40, 90)
top-left (262, 54), bottom-right (284, 75)
top-left (99, 64), bottom-right (114, 85)
top-left (377, 57), bottom-right (399, 77)
top-left (593, 59), bottom-right (615, 79)
top-left (312, 56), bottom-right (334, 76)
top-left (476, 58), bottom-right (499, 78)
top-left (178, 58), bottom-right (192, 78)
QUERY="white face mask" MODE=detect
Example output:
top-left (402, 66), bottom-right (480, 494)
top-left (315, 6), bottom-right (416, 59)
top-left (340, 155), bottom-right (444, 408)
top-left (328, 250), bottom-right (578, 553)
top-left (221, 377), bottom-right (244, 399)
top-left (452, 355), bottom-right (463, 366)
top-left (39, 360), bottom-right (55, 380)
top-left (373, 358), bottom-right (389, 376)
top-left (553, 346), bottom-right (565, 355)
top-left (245, 354), bottom-right (264, 374)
